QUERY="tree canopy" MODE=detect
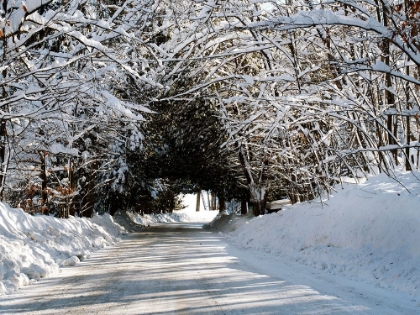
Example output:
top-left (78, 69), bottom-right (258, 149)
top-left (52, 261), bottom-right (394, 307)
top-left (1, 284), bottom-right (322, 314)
top-left (1, 0), bottom-right (419, 216)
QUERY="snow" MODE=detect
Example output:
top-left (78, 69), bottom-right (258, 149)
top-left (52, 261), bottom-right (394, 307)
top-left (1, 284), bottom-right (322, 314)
top-left (0, 204), bottom-right (125, 295)
top-left (0, 193), bottom-right (216, 296)
top-left (117, 193), bottom-right (218, 229)
top-left (1, 172), bottom-right (420, 311)
top-left (213, 171), bottom-right (420, 299)
top-left (128, 209), bottom-right (218, 226)
top-left (49, 143), bottom-right (79, 156)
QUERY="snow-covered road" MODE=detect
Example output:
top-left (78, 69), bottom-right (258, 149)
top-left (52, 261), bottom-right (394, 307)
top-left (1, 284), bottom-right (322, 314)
top-left (0, 223), bottom-right (417, 314)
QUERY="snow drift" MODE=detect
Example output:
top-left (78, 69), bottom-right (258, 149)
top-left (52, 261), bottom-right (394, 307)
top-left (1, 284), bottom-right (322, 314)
top-left (128, 209), bottom-right (218, 226)
top-left (0, 204), bottom-right (125, 295)
top-left (221, 171), bottom-right (420, 297)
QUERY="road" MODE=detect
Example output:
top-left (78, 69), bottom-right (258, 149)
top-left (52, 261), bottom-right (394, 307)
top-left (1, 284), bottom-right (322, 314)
top-left (0, 222), bottom-right (418, 314)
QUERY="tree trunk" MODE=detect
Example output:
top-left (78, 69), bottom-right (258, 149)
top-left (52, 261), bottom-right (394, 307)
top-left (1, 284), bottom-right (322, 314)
top-left (169, 193), bottom-right (174, 213)
top-left (211, 192), bottom-right (217, 210)
top-left (0, 122), bottom-right (8, 200)
top-left (0, 0), bottom-right (8, 200)
top-left (218, 195), bottom-right (226, 212)
top-left (68, 158), bottom-right (76, 216)
top-left (405, 65), bottom-right (412, 171)
top-left (252, 199), bottom-right (266, 216)
top-left (38, 151), bottom-right (49, 215)
top-left (237, 144), bottom-right (269, 216)
top-left (382, 4), bottom-right (398, 164)
top-left (196, 190), bottom-right (201, 212)
top-left (240, 199), bottom-right (247, 215)
top-left (84, 162), bottom-right (97, 217)
top-left (206, 191), bottom-right (211, 210)
top-left (406, 114), bottom-right (411, 171)
top-left (249, 184), bottom-right (266, 216)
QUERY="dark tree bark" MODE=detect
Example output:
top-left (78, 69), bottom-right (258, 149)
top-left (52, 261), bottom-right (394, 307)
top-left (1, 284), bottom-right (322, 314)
top-left (241, 199), bottom-right (248, 215)
top-left (0, 120), bottom-right (7, 200)
top-left (218, 195), bottom-right (226, 212)
top-left (196, 190), bottom-right (201, 212)
top-left (38, 151), bottom-right (49, 215)
top-left (211, 191), bottom-right (217, 210)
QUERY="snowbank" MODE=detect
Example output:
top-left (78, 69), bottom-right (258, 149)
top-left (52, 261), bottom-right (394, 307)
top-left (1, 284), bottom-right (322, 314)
top-left (0, 203), bottom-right (125, 295)
top-left (221, 172), bottom-right (420, 297)
top-left (203, 212), bottom-right (251, 233)
top-left (128, 209), bottom-right (219, 226)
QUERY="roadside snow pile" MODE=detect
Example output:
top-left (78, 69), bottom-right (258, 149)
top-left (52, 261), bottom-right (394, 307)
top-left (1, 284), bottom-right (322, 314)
top-left (128, 209), bottom-right (218, 226)
top-left (225, 171), bottom-right (420, 298)
top-left (0, 203), bottom-right (125, 295)
top-left (203, 212), bottom-right (251, 234)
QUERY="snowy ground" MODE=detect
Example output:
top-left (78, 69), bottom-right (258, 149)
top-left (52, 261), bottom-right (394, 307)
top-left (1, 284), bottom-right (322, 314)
top-left (1, 220), bottom-right (419, 314)
top-left (0, 204), bottom-right (126, 295)
top-left (125, 193), bottom-right (218, 226)
top-left (0, 196), bottom-right (217, 296)
top-left (218, 171), bottom-right (420, 301)
top-left (127, 208), bottom-right (218, 227)
top-left (0, 171), bottom-right (419, 313)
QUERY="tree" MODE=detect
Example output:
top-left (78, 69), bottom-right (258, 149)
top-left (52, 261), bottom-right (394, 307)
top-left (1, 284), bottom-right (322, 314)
top-left (1, 0), bottom-right (156, 216)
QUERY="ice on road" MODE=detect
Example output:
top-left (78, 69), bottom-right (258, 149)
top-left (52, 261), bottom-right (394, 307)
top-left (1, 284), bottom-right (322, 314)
top-left (0, 223), bottom-right (417, 314)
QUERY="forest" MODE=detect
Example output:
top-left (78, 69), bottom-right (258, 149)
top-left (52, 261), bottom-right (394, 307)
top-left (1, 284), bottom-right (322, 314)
top-left (0, 0), bottom-right (419, 217)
